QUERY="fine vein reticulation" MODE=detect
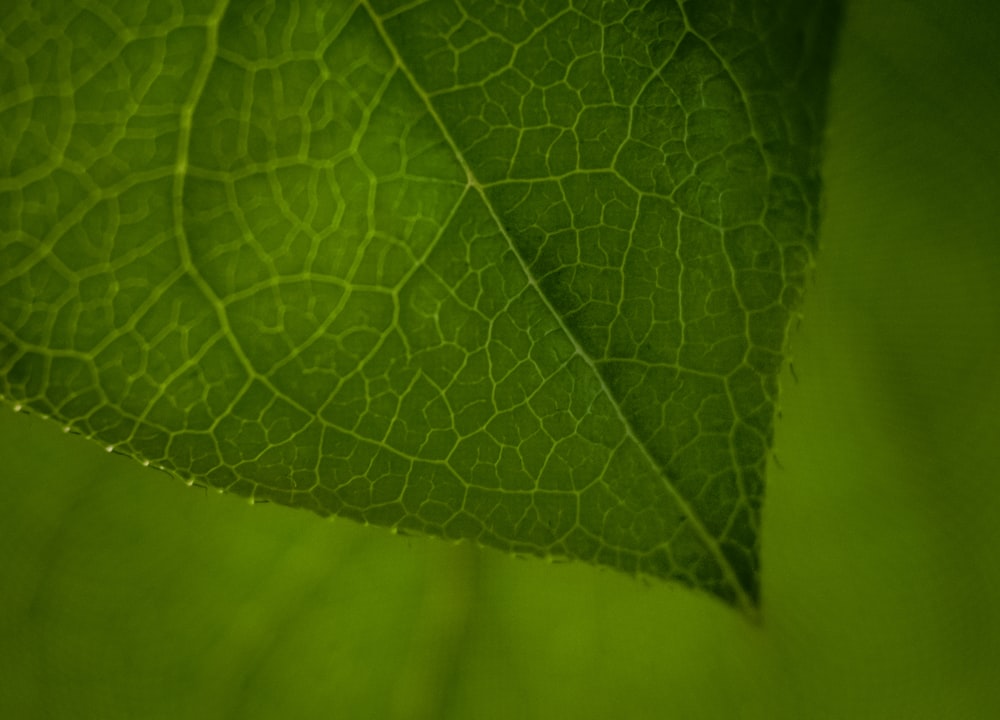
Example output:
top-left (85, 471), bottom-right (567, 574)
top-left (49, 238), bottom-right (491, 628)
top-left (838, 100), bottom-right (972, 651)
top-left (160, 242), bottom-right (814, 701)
top-left (0, 0), bottom-right (840, 612)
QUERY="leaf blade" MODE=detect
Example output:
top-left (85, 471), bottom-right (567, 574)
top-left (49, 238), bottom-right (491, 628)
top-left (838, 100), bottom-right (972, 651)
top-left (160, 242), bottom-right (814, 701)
top-left (0, 0), bottom-right (840, 612)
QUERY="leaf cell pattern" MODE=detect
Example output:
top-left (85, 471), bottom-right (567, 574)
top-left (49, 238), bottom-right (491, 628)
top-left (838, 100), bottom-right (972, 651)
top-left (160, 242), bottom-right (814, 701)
top-left (0, 0), bottom-right (839, 611)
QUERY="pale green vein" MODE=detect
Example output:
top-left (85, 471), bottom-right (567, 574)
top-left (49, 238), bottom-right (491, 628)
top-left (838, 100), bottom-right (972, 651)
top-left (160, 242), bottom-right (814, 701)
top-left (361, 0), bottom-right (754, 613)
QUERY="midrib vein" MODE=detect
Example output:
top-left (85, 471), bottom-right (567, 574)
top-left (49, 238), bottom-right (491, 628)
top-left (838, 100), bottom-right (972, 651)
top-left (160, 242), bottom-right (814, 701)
top-left (361, 1), bottom-right (752, 613)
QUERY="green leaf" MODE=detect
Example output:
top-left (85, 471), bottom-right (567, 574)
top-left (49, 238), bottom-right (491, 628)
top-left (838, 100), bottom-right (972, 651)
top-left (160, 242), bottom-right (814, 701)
top-left (0, 0), bottom-right (839, 612)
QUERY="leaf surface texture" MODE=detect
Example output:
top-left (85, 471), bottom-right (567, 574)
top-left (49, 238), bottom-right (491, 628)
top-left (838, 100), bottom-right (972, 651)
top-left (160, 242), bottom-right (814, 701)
top-left (0, 0), bottom-right (839, 611)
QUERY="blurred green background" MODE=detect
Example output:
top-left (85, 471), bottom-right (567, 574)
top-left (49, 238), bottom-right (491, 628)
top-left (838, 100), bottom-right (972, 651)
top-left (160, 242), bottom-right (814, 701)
top-left (3, 0), bottom-right (999, 717)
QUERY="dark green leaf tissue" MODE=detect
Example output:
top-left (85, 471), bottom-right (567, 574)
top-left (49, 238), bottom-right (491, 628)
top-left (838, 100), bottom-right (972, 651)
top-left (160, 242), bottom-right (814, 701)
top-left (0, 0), bottom-right (840, 612)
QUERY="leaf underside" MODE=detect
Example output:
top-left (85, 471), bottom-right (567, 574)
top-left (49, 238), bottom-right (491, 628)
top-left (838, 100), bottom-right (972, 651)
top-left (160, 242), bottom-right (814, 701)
top-left (0, 0), bottom-right (839, 613)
